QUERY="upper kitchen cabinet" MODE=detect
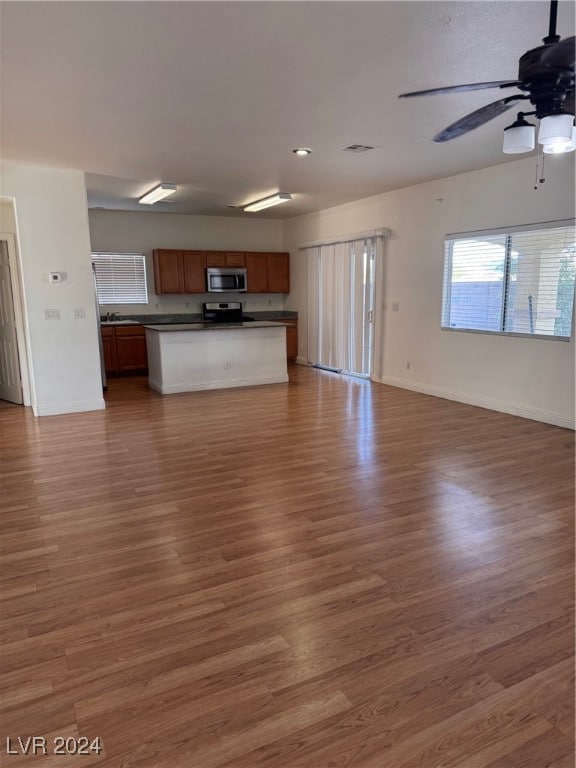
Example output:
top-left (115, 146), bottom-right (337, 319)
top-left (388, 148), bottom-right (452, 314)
top-left (268, 252), bottom-right (290, 293)
top-left (245, 252), bottom-right (269, 293)
top-left (153, 250), bottom-right (184, 293)
top-left (182, 251), bottom-right (206, 293)
top-left (205, 251), bottom-right (246, 267)
top-left (153, 249), bottom-right (206, 294)
top-left (153, 248), bottom-right (290, 294)
top-left (245, 252), bottom-right (290, 293)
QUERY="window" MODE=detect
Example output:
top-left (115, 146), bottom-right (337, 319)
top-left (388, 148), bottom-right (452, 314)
top-left (92, 253), bottom-right (148, 305)
top-left (442, 222), bottom-right (576, 339)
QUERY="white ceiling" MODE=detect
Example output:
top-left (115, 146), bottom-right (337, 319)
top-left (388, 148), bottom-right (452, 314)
top-left (1, 1), bottom-right (574, 218)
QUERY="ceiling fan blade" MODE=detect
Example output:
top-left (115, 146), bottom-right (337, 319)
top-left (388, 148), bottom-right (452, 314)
top-left (541, 36), bottom-right (575, 67)
top-left (399, 81), bottom-right (521, 98)
top-left (433, 96), bottom-right (525, 143)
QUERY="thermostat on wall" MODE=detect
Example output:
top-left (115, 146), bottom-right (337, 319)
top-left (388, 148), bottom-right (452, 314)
top-left (49, 272), bottom-right (65, 283)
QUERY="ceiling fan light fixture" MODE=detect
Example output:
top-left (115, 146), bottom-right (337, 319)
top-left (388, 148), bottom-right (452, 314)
top-left (138, 183), bottom-right (177, 205)
top-left (543, 126), bottom-right (576, 154)
top-left (537, 113), bottom-right (574, 146)
top-left (502, 115), bottom-right (535, 154)
top-left (243, 193), bottom-right (292, 213)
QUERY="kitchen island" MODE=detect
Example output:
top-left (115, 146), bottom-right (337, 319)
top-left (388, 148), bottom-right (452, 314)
top-left (144, 322), bottom-right (289, 394)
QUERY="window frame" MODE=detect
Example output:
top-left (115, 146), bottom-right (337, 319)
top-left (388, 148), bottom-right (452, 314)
top-left (441, 220), bottom-right (575, 343)
top-left (91, 252), bottom-right (149, 306)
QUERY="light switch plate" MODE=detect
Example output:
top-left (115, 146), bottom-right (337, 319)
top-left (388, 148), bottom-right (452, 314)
top-left (74, 308), bottom-right (87, 320)
top-left (44, 308), bottom-right (61, 320)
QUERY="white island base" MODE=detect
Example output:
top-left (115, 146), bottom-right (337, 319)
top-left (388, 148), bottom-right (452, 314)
top-left (145, 323), bottom-right (289, 394)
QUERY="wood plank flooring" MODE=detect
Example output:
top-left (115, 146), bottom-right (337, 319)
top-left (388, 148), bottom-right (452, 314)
top-left (0, 366), bottom-right (574, 767)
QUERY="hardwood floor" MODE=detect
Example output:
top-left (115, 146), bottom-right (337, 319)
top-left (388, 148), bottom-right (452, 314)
top-left (1, 366), bottom-right (574, 767)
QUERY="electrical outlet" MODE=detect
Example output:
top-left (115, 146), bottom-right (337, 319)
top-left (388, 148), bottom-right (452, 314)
top-left (44, 308), bottom-right (60, 320)
top-left (406, 361), bottom-right (411, 370)
top-left (224, 361), bottom-right (231, 370)
top-left (392, 301), bottom-right (400, 312)
top-left (74, 308), bottom-right (86, 320)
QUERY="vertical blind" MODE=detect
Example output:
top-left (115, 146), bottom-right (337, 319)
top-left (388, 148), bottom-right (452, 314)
top-left (92, 253), bottom-right (148, 305)
top-left (306, 237), bottom-right (379, 375)
top-left (442, 223), bottom-right (576, 339)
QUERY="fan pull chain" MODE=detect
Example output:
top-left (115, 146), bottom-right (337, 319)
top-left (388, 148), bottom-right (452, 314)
top-left (534, 145), bottom-right (547, 190)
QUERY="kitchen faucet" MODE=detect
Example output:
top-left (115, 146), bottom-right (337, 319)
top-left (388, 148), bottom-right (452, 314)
top-left (105, 311), bottom-right (119, 321)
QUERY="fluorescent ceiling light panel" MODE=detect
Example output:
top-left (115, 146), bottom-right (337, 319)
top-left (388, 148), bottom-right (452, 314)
top-left (243, 193), bottom-right (292, 212)
top-left (139, 183), bottom-right (177, 205)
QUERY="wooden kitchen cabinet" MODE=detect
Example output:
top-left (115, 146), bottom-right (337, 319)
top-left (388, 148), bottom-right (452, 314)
top-left (153, 250), bottom-right (184, 293)
top-left (101, 327), bottom-right (117, 373)
top-left (268, 252), bottom-right (290, 293)
top-left (101, 325), bottom-right (148, 374)
top-left (245, 252), bottom-right (290, 293)
top-left (274, 317), bottom-right (298, 360)
top-left (245, 252), bottom-right (269, 292)
top-left (153, 247), bottom-right (290, 294)
top-left (205, 251), bottom-right (246, 267)
top-left (182, 251), bottom-right (206, 293)
top-left (153, 249), bottom-right (206, 294)
top-left (225, 252), bottom-right (246, 267)
top-left (115, 325), bottom-right (148, 371)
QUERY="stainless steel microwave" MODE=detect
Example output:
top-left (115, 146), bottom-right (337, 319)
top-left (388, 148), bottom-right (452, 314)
top-left (206, 267), bottom-right (247, 293)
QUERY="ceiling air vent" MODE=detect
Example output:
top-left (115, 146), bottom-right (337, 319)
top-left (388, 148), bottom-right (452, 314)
top-left (342, 144), bottom-right (377, 153)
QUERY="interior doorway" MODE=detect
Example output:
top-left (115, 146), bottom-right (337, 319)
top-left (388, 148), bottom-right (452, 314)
top-left (0, 240), bottom-right (23, 404)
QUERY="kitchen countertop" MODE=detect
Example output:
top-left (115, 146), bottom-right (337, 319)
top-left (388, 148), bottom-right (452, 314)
top-left (144, 321), bottom-right (287, 332)
top-left (101, 311), bottom-right (297, 326)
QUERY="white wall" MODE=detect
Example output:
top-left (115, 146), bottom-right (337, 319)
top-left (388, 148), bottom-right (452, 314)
top-left (0, 161), bottom-right (105, 415)
top-left (88, 210), bottom-right (287, 315)
top-left (283, 157), bottom-right (575, 428)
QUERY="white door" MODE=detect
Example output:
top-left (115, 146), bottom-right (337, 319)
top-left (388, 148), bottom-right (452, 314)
top-left (0, 241), bottom-right (23, 403)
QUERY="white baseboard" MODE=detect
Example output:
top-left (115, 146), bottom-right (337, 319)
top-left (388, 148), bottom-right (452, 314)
top-left (34, 398), bottom-right (106, 417)
top-left (148, 375), bottom-right (289, 394)
top-left (374, 375), bottom-right (575, 430)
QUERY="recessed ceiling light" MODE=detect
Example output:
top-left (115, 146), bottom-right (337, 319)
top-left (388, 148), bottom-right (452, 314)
top-left (293, 148), bottom-right (312, 156)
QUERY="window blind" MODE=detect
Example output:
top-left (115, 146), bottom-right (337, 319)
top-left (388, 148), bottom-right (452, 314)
top-left (92, 253), bottom-right (148, 305)
top-left (442, 224), bottom-right (576, 339)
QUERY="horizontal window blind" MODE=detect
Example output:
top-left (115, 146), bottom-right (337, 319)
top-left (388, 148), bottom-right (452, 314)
top-left (92, 253), bottom-right (148, 305)
top-left (442, 224), bottom-right (576, 339)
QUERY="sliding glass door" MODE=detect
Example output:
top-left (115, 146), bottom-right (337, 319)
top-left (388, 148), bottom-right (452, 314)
top-left (307, 238), bottom-right (377, 377)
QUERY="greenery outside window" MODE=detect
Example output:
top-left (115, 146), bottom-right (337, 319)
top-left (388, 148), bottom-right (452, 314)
top-left (442, 222), bottom-right (576, 339)
top-left (92, 253), bottom-right (148, 305)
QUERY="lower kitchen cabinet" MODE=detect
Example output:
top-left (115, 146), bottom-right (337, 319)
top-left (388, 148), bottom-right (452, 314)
top-left (101, 325), bottom-right (148, 374)
top-left (277, 318), bottom-right (298, 360)
top-left (101, 327), bottom-right (117, 373)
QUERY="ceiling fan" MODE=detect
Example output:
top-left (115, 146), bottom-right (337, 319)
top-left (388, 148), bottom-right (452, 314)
top-left (399, 0), bottom-right (575, 153)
